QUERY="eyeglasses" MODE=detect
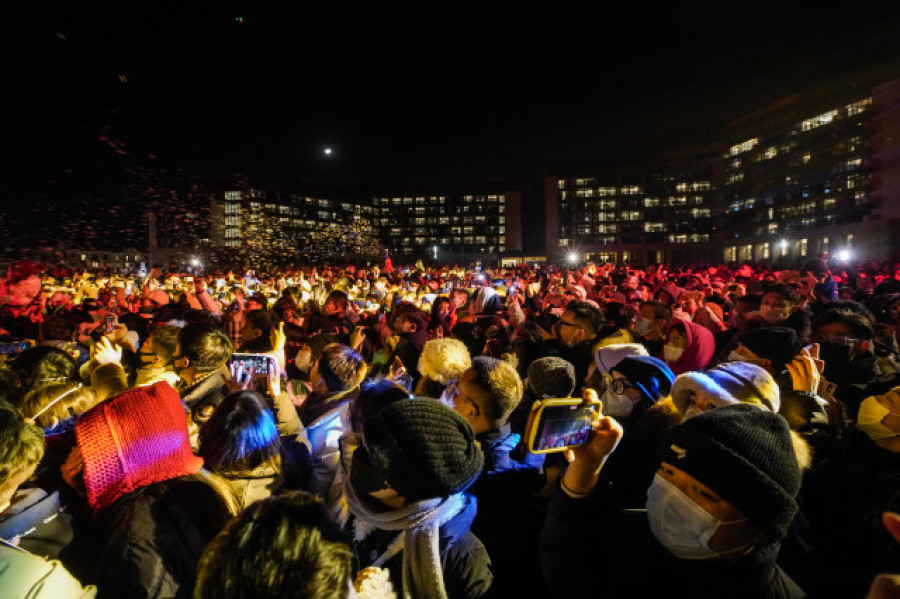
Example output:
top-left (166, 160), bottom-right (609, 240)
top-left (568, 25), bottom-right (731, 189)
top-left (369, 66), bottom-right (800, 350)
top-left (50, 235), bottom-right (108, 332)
top-left (444, 380), bottom-right (480, 415)
top-left (608, 379), bottom-right (638, 395)
top-left (557, 320), bottom-right (582, 330)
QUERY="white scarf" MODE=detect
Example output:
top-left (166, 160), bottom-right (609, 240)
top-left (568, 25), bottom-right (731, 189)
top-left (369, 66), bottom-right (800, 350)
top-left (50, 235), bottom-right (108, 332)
top-left (342, 479), bottom-right (466, 599)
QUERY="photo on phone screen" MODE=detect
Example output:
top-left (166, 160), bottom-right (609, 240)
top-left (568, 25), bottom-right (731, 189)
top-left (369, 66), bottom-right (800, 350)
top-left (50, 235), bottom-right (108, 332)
top-left (527, 400), bottom-right (599, 453)
top-left (229, 353), bottom-right (274, 378)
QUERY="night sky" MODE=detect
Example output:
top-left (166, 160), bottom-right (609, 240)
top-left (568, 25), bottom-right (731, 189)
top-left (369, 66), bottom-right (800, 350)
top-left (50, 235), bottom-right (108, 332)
top-left (2, 2), bottom-right (900, 247)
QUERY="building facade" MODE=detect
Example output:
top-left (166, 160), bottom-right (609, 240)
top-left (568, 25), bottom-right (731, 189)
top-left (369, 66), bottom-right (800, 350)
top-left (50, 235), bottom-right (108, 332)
top-left (372, 188), bottom-right (522, 263)
top-left (545, 76), bottom-right (900, 266)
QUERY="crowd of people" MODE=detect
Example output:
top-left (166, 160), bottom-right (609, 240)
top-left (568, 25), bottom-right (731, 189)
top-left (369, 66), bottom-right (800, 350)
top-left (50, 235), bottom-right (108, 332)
top-left (1, 254), bottom-right (900, 598)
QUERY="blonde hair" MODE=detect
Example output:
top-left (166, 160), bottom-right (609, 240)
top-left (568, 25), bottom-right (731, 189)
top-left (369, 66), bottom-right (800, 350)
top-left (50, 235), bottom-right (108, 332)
top-left (418, 338), bottom-right (472, 385)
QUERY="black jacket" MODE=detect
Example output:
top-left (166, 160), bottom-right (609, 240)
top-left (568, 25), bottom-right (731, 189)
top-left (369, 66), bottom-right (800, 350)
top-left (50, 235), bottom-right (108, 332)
top-left (541, 482), bottom-right (805, 599)
top-left (470, 426), bottom-right (547, 598)
top-left (94, 476), bottom-right (231, 599)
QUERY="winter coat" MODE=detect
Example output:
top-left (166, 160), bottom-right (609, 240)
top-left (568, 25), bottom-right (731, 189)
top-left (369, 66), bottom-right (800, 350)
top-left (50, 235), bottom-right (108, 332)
top-left (350, 493), bottom-right (492, 599)
top-left (469, 425), bottom-right (547, 599)
top-left (93, 475), bottom-right (232, 599)
top-left (301, 391), bottom-right (356, 497)
top-left (0, 487), bottom-right (73, 559)
top-left (541, 482), bottom-right (805, 599)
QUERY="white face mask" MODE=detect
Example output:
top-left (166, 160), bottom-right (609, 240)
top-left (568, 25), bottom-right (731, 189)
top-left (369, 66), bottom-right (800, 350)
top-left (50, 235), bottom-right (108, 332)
top-left (646, 474), bottom-right (749, 560)
top-left (602, 387), bottom-right (634, 418)
top-left (634, 318), bottom-right (653, 336)
top-left (294, 349), bottom-right (312, 372)
top-left (663, 344), bottom-right (684, 363)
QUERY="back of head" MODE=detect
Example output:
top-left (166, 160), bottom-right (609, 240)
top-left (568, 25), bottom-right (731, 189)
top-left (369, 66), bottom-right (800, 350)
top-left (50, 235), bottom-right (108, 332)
top-left (195, 491), bottom-right (352, 599)
top-left (0, 402), bottom-right (45, 510)
top-left (76, 381), bottom-right (203, 512)
top-left (451, 322), bottom-right (486, 359)
top-left (21, 382), bottom-right (96, 430)
top-left (9, 346), bottom-right (78, 396)
top-left (198, 390), bottom-right (281, 477)
top-left (417, 338), bottom-right (472, 387)
top-left (178, 322), bottom-right (235, 371)
top-left (527, 357), bottom-right (576, 399)
top-left (740, 327), bottom-right (801, 372)
top-left (148, 324), bottom-right (181, 362)
top-left (661, 404), bottom-right (801, 541)
top-left (469, 356), bottom-right (524, 426)
top-left (317, 344), bottom-right (366, 393)
top-left (348, 378), bottom-right (410, 435)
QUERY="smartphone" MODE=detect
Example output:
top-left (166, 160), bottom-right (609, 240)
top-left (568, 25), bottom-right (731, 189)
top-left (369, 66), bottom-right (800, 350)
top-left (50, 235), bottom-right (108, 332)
top-left (105, 314), bottom-right (118, 332)
top-left (229, 353), bottom-right (277, 378)
top-left (0, 341), bottom-right (31, 354)
top-left (525, 398), bottom-right (601, 454)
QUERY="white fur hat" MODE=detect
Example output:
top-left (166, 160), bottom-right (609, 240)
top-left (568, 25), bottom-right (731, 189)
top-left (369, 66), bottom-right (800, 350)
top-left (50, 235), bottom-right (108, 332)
top-left (671, 361), bottom-right (781, 415)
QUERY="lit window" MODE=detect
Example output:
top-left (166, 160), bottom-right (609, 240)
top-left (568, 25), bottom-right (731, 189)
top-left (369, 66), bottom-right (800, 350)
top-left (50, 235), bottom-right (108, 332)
top-left (846, 98), bottom-right (872, 116)
top-left (225, 191), bottom-right (241, 201)
top-left (800, 110), bottom-right (838, 132)
top-left (729, 138), bottom-right (758, 156)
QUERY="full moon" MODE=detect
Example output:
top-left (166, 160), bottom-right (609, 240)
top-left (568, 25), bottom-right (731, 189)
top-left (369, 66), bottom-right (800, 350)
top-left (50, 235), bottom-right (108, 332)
top-left (323, 147), bottom-right (333, 155)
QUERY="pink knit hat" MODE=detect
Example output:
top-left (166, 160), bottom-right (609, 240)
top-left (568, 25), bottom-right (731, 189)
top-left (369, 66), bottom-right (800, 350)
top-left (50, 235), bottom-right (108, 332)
top-left (76, 381), bottom-right (202, 512)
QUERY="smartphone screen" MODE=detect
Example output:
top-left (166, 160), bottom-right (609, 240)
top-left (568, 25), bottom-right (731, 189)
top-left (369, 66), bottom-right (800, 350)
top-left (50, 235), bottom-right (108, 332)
top-left (529, 401), bottom-right (599, 453)
top-left (229, 353), bottom-right (274, 378)
top-left (105, 314), bottom-right (118, 332)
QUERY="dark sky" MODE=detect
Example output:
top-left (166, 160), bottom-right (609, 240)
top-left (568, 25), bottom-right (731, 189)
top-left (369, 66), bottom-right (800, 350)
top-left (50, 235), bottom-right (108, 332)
top-left (4, 1), bottom-right (900, 192)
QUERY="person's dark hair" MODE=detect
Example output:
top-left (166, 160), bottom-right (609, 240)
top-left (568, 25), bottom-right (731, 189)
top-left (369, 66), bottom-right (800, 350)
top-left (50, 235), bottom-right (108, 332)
top-left (563, 299), bottom-right (604, 337)
top-left (348, 378), bottom-right (409, 435)
top-left (822, 299), bottom-right (876, 325)
top-left (735, 293), bottom-right (762, 310)
top-left (397, 308), bottom-right (428, 331)
top-left (245, 310), bottom-right (280, 338)
top-left (8, 347), bottom-right (78, 396)
top-left (451, 322), bottom-right (486, 358)
top-left (0, 402), bottom-right (45, 507)
top-left (317, 344), bottom-right (365, 393)
top-left (178, 323), bottom-right (235, 371)
top-left (147, 324), bottom-right (180, 362)
top-left (40, 314), bottom-right (76, 342)
top-left (194, 491), bottom-right (352, 599)
top-left (198, 390), bottom-right (281, 477)
top-left (812, 308), bottom-right (874, 340)
top-left (323, 290), bottom-right (348, 313)
top-left (639, 300), bottom-right (672, 323)
top-left (760, 283), bottom-right (800, 305)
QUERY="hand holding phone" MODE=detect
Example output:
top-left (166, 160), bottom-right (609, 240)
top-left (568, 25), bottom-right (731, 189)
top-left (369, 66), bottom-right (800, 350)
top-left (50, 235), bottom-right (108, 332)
top-left (524, 396), bottom-right (602, 454)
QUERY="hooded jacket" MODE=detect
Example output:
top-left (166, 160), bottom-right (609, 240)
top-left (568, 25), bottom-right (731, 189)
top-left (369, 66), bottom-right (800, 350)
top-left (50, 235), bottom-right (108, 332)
top-left (661, 319), bottom-right (715, 375)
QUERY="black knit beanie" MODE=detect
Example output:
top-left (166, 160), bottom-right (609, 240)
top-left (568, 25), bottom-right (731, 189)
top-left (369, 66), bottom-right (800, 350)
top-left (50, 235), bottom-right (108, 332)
top-left (363, 398), bottom-right (484, 502)
top-left (527, 357), bottom-right (577, 399)
top-left (660, 404), bottom-right (801, 540)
